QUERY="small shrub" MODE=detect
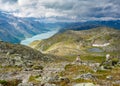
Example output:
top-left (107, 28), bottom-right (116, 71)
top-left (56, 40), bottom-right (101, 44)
top-left (32, 65), bottom-right (43, 70)
top-left (7, 79), bottom-right (22, 86)
top-left (64, 64), bottom-right (73, 70)
top-left (112, 58), bottom-right (119, 66)
top-left (104, 65), bottom-right (112, 69)
top-left (0, 79), bottom-right (22, 86)
top-left (0, 80), bottom-right (7, 85)
top-left (29, 75), bottom-right (36, 82)
top-left (29, 75), bottom-right (41, 83)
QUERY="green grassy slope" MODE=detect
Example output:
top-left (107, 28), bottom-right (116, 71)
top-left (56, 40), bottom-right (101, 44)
top-left (29, 27), bottom-right (120, 62)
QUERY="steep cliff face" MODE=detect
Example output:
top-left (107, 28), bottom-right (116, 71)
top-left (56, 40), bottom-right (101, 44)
top-left (30, 27), bottom-right (120, 59)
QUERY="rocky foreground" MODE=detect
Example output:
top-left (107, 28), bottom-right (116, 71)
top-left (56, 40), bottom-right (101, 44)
top-left (0, 56), bottom-right (120, 86)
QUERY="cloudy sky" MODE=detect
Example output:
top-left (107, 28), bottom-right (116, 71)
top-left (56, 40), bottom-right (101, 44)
top-left (0, 0), bottom-right (120, 21)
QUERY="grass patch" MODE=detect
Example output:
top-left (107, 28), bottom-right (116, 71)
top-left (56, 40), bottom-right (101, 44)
top-left (60, 64), bottom-right (94, 78)
top-left (72, 78), bottom-right (92, 83)
top-left (29, 75), bottom-right (41, 83)
top-left (0, 79), bottom-right (21, 86)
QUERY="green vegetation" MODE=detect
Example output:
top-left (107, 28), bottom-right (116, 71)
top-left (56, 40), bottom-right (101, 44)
top-left (0, 80), bottom-right (8, 85)
top-left (60, 64), bottom-right (94, 78)
top-left (0, 79), bottom-right (21, 86)
top-left (111, 58), bottom-right (119, 66)
top-left (32, 65), bottom-right (43, 70)
top-left (72, 78), bottom-right (93, 83)
top-left (29, 75), bottom-right (41, 83)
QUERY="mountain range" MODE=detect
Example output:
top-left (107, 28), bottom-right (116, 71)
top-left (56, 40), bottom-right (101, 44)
top-left (0, 11), bottom-right (62, 43)
top-left (0, 11), bottom-right (120, 44)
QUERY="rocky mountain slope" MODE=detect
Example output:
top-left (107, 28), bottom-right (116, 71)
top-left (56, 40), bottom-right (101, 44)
top-left (0, 41), bottom-right (62, 85)
top-left (30, 27), bottom-right (120, 61)
top-left (0, 27), bottom-right (119, 86)
top-left (0, 41), bottom-right (60, 67)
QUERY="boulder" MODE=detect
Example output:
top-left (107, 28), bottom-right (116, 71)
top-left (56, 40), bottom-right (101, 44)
top-left (74, 73), bottom-right (96, 81)
top-left (74, 83), bottom-right (96, 86)
top-left (17, 83), bottom-right (33, 86)
top-left (0, 84), bottom-right (3, 86)
top-left (48, 75), bottom-right (70, 84)
top-left (48, 75), bottom-right (59, 83)
top-left (106, 75), bottom-right (113, 80)
top-left (59, 77), bottom-right (70, 83)
top-left (42, 83), bottom-right (56, 86)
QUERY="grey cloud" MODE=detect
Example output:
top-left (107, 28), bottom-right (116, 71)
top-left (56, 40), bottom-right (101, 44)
top-left (0, 0), bottom-right (119, 21)
top-left (43, 0), bottom-right (75, 10)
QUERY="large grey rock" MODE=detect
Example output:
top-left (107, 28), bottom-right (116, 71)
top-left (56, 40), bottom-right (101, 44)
top-left (74, 73), bottom-right (96, 80)
top-left (0, 84), bottom-right (3, 86)
top-left (17, 83), bottom-right (34, 86)
top-left (73, 83), bottom-right (96, 86)
top-left (59, 77), bottom-right (70, 83)
top-left (48, 76), bottom-right (70, 84)
top-left (43, 83), bottom-right (56, 86)
top-left (106, 75), bottom-right (113, 80)
top-left (48, 75), bottom-right (59, 83)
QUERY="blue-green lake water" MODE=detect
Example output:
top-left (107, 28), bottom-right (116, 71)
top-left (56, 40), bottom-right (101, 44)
top-left (21, 30), bottom-right (58, 45)
top-left (88, 48), bottom-right (103, 53)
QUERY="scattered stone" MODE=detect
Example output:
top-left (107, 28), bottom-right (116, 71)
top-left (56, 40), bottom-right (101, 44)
top-left (0, 84), bottom-right (3, 86)
top-left (24, 68), bottom-right (33, 71)
top-left (99, 66), bottom-right (105, 70)
top-left (74, 55), bottom-right (82, 64)
top-left (106, 75), bottom-right (113, 80)
top-left (32, 65), bottom-right (43, 70)
top-left (76, 55), bottom-right (81, 62)
top-left (74, 73), bottom-right (97, 81)
top-left (113, 80), bottom-right (120, 85)
top-left (42, 83), bottom-right (56, 86)
top-left (48, 75), bottom-right (59, 83)
top-left (22, 74), bottom-right (31, 83)
top-left (47, 75), bottom-right (70, 84)
top-left (106, 54), bottom-right (111, 61)
top-left (89, 63), bottom-right (100, 72)
top-left (18, 83), bottom-right (34, 86)
top-left (59, 77), bottom-right (70, 83)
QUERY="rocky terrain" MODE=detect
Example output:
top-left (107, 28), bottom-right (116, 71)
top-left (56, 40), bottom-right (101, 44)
top-left (0, 41), bottom-right (60, 86)
top-left (0, 27), bottom-right (120, 86)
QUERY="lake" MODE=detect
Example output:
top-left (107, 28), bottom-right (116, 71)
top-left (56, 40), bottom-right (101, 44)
top-left (20, 30), bottom-right (59, 45)
top-left (87, 48), bottom-right (103, 53)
